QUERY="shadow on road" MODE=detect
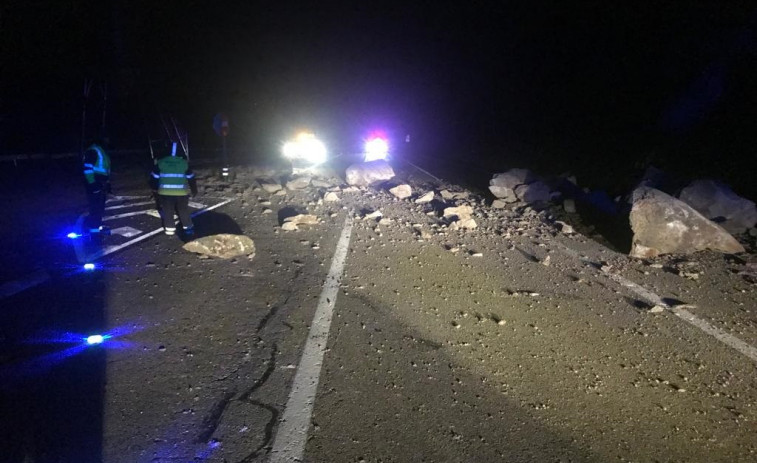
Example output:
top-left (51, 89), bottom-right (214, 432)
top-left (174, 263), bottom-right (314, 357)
top-left (0, 158), bottom-right (108, 462)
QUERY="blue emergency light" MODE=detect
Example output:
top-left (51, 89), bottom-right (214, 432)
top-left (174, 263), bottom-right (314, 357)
top-left (85, 334), bottom-right (107, 345)
top-left (67, 232), bottom-right (81, 239)
top-left (83, 263), bottom-right (96, 271)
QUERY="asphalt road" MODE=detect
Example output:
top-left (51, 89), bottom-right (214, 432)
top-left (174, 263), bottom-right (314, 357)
top-left (0, 154), bottom-right (755, 462)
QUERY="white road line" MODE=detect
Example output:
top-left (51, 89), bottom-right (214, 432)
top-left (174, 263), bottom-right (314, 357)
top-left (555, 242), bottom-right (757, 364)
top-left (104, 200), bottom-right (155, 211)
top-left (603, 271), bottom-right (757, 364)
top-left (269, 214), bottom-right (354, 463)
top-left (103, 210), bottom-right (158, 221)
top-left (106, 195), bottom-right (148, 203)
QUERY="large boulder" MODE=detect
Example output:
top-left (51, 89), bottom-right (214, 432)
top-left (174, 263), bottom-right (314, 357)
top-left (514, 180), bottom-right (551, 204)
top-left (489, 169), bottom-right (535, 201)
top-left (183, 234), bottom-right (256, 259)
top-left (678, 180), bottom-right (757, 235)
top-left (629, 187), bottom-right (744, 258)
top-left (345, 160), bottom-right (395, 186)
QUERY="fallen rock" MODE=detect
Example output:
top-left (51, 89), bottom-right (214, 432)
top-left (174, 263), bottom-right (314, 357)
top-left (183, 234), bottom-right (256, 259)
top-left (678, 179), bottom-right (757, 235)
top-left (629, 187), bottom-right (745, 258)
top-left (444, 205), bottom-right (478, 229)
top-left (323, 192), bottom-right (340, 202)
top-left (345, 160), bottom-right (395, 186)
top-left (514, 180), bottom-right (552, 204)
top-left (489, 169), bottom-right (535, 201)
top-left (260, 181), bottom-right (283, 193)
top-left (389, 184), bottom-right (412, 199)
top-left (491, 199), bottom-right (507, 209)
top-left (415, 191), bottom-right (435, 204)
top-left (281, 214), bottom-right (320, 231)
top-left (311, 178), bottom-right (336, 188)
top-left (286, 176), bottom-right (311, 190)
top-left (440, 189), bottom-right (470, 201)
top-left (555, 220), bottom-right (575, 234)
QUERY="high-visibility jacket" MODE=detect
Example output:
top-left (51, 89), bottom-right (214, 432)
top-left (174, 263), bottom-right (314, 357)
top-left (152, 156), bottom-right (195, 196)
top-left (83, 144), bottom-right (111, 184)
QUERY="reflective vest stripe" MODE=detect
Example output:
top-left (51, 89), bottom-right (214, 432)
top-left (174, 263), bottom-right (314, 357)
top-left (159, 173), bottom-right (186, 178)
top-left (159, 184), bottom-right (186, 189)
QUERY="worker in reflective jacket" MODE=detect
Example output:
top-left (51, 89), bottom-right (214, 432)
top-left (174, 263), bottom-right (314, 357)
top-left (82, 139), bottom-right (111, 233)
top-left (149, 141), bottom-right (198, 236)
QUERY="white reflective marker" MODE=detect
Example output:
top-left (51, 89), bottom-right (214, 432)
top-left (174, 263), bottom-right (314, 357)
top-left (269, 214), bottom-right (353, 463)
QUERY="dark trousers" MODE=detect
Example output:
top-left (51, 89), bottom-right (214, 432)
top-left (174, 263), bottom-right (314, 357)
top-left (85, 189), bottom-right (106, 230)
top-left (159, 194), bottom-right (193, 230)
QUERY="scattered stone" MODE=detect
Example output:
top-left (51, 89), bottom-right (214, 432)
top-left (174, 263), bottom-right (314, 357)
top-left (415, 191), bottom-right (435, 204)
top-left (345, 160), bottom-right (395, 186)
top-left (629, 187), bottom-right (745, 258)
top-left (323, 192), bottom-right (340, 202)
top-left (443, 205), bottom-right (478, 229)
top-left (649, 305), bottom-right (666, 313)
top-left (286, 176), bottom-right (311, 190)
top-left (260, 181), bottom-right (282, 193)
top-left (281, 214), bottom-right (320, 231)
top-left (363, 210), bottom-right (383, 220)
top-left (262, 208), bottom-right (272, 214)
top-left (311, 179), bottom-right (335, 188)
top-left (514, 180), bottom-right (551, 204)
top-left (489, 169), bottom-right (535, 201)
top-left (491, 199), bottom-right (507, 209)
top-left (183, 234), bottom-right (256, 259)
top-left (274, 189), bottom-right (286, 196)
top-left (555, 220), bottom-right (575, 234)
top-left (441, 189), bottom-right (470, 200)
top-left (678, 179), bottom-right (757, 235)
top-left (389, 184), bottom-right (412, 199)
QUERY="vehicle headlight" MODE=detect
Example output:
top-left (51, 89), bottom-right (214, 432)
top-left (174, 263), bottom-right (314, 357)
top-left (364, 137), bottom-right (389, 161)
top-left (282, 132), bottom-right (327, 165)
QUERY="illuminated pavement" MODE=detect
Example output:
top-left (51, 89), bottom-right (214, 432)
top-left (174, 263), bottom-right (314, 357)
top-left (1, 157), bottom-right (756, 462)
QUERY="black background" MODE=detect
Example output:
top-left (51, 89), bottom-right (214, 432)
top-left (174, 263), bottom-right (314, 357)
top-left (2, 1), bottom-right (756, 195)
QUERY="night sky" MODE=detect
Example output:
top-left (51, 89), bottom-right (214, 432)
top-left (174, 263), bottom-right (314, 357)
top-left (2, 1), bottom-right (756, 194)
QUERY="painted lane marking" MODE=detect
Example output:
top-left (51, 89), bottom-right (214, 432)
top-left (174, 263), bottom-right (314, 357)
top-left (81, 198), bottom-right (235, 262)
top-left (103, 203), bottom-right (206, 222)
top-left (269, 214), bottom-right (354, 463)
top-left (104, 200), bottom-right (155, 211)
top-left (0, 270), bottom-right (50, 300)
top-left (103, 210), bottom-right (158, 222)
top-left (555, 242), bottom-right (757, 364)
top-left (602, 271), bottom-right (757, 364)
top-left (106, 195), bottom-right (148, 203)
top-left (109, 226), bottom-right (142, 238)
